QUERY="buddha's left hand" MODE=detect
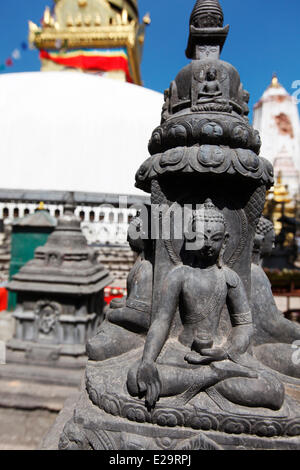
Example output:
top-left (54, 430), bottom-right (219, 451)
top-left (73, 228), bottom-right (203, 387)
top-left (185, 347), bottom-right (228, 365)
top-left (201, 347), bottom-right (228, 361)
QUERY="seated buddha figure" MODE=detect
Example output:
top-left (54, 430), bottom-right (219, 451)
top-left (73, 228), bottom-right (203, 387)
top-left (197, 67), bottom-right (224, 104)
top-left (127, 201), bottom-right (284, 411)
top-left (251, 217), bottom-right (300, 379)
top-left (86, 216), bottom-right (152, 361)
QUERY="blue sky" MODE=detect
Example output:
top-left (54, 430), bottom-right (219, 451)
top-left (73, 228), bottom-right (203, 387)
top-left (0, 0), bottom-right (300, 119)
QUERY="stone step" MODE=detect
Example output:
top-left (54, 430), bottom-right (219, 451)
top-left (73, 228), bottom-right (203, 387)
top-left (0, 360), bottom-right (85, 388)
top-left (0, 377), bottom-right (77, 411)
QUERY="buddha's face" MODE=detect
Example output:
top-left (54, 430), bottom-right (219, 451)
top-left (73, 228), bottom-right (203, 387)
top-left (192, 221), bottom-right (227, 264)
top-left (127, 220), bottom-right (144, 254)
top-left (207, 69), bottom-right (217, 81)
top-left (261, 229), bottom-right (276, 257)
top-left (128, 234), bottom-right (144, 254)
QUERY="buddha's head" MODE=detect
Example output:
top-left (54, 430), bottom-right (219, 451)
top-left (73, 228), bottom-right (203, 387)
top-left (189, 199), bottom-right (228, 267)
top-left (207, 67), bottom-right (217, 81)
top-left (255, 217), bottom-right (275, 258)
top-left (127, 216), bottom-right (145, 254)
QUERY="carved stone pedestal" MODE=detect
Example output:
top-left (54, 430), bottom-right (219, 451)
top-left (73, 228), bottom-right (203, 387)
top-left (59, 350), bottom-right (300, 450)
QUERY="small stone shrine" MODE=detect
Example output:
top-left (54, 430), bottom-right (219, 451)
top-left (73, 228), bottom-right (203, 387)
top-left (59, 1), bottom-right (300, 450)
top-left (7, 193), bottom-right (112, 365)
top-left (8, 205), bottom-right (57, 311)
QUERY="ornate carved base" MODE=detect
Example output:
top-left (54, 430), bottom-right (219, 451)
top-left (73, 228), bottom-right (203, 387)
top-left (85, 350), bottom-right (300, 439)
top-left (59, 386), bottom-right (300, 450)
top-left (53, 349), bottom-right (300, 449)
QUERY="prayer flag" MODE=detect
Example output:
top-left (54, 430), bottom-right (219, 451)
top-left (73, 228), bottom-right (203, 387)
top-left (40, 48), bottom-right (133, 83)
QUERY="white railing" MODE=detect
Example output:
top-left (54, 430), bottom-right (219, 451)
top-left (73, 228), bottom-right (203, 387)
top-left (0, 202), bottom-right (137, 246)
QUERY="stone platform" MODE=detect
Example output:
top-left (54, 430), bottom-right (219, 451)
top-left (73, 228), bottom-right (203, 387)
top-left (0, 345), bottom-right (86, 411)
top-left (49, 348), bottom-right (300, 450)
top-left (57, 388), bottom-right (300, 450)
top-left (0, 311), bottom-right (85, 449)
top-left (0, 350), bottom-right (84, 449)
top-left (0, 407), bottom-right (58, 450)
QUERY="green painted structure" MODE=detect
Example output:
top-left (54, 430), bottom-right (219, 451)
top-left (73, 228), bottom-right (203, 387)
top-left (8, 210), bottom-right (57, 311)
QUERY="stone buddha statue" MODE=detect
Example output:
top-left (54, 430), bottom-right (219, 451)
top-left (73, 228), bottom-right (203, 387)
top-left (127, 201), bottom-right (284, 411)
top-left (86, 216), bottom-right (152, 361)
top-left (251, 217), bottom-right (300, 379)
top-left (255, 217), bottom-right (275, 262)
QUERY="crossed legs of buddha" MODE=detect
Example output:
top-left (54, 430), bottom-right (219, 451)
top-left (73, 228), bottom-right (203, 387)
top-left (86, 306), bottom-right (150, 361)
top-left (107, 306), bottom-right (150, 333)
top-left (127, 360), bottom-right (284, 411)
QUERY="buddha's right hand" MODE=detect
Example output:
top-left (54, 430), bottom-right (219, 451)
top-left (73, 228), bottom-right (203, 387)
top-left (137, 361), bottom-right (162, 408)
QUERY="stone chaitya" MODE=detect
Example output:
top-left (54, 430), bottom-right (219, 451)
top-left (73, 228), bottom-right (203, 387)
top-left (7, 194), bottom-right (112, 363)
top-left (59, 1), bottom-right (300, 450)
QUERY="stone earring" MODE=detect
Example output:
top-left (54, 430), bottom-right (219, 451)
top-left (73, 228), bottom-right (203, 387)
top-left (217, 233), bottom-right (228, 268)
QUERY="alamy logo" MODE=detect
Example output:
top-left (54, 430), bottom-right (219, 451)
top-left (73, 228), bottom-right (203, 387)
top-left (292, 80), bottom-right (300, 105)
top-left (0, 341), bottom-right (6, 365)
top-left (292, 340), bottom-right (300, 366)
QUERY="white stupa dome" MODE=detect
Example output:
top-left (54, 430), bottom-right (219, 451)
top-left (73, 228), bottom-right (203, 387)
top-left (0, 72), bottom-right (163, 197)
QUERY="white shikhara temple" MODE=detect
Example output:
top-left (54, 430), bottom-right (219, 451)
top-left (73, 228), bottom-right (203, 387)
top-left (253, 75), bottom-right (300, 197)
top-left (0, 72), bottom-right (163, 245)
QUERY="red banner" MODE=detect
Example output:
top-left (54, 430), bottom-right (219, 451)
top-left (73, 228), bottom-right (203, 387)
top-left (40, 50), bottom-right (133, 83)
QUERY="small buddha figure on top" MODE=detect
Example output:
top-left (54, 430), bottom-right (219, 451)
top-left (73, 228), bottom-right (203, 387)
top-left (197, 67), bottom-right (223, 104)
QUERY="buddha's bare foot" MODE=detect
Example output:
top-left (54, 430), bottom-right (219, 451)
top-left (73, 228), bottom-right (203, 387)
top-left (174, 361), bottom-right (259, 404)
top-left (211, 361), bottom-right (258, 380)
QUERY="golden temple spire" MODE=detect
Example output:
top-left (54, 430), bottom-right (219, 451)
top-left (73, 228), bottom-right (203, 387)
top-left (29, 0), bottom-right (149, 85)
top-left (277, 170), bottom-right (282, 186)
top-left (270, 73), bottom-right (280, 89)
top-left (265, 172), bottom-right (295, 235)
top-left (142, 12), bottom-right (151, 25)
top-left (272, 172), bottom-right (292, 204)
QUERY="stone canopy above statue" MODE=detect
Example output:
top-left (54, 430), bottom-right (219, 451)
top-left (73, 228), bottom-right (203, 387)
top-left (135, 0), bottom-right (274, 193)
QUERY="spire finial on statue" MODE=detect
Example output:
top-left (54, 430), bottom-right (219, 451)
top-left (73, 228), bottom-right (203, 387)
top-left (186, 0), bottom-right (229, 60)
top-left (190, 0), bottom-right (224, 29)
